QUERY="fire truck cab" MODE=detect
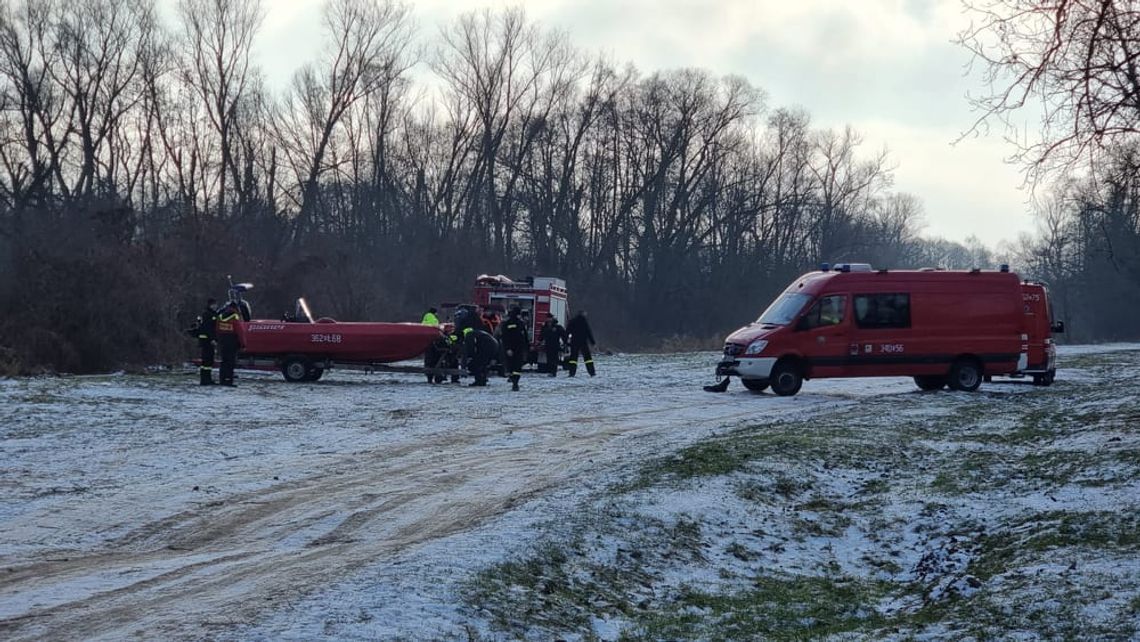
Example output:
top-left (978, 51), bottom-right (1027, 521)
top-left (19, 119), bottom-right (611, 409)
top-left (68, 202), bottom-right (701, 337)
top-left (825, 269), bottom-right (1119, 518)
top-left (714, 263), bottom-right (1063, 396)
top-left (472, 274), bottom-right (569, 365)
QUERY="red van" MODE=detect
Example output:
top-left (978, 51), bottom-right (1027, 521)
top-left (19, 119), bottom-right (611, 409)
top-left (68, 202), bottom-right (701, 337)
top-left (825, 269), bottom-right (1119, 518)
top-left (710, 264), bottom-right (1062, 396)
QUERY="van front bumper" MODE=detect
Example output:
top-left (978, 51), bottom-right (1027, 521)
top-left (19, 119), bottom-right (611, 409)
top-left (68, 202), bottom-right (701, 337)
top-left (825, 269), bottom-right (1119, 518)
top-left (716, 356), bottom-right (777, 380)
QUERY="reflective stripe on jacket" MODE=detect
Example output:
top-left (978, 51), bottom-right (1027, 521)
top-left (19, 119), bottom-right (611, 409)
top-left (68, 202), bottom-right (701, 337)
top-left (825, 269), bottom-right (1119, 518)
top-left (216, 311), bottom-right (240, 334)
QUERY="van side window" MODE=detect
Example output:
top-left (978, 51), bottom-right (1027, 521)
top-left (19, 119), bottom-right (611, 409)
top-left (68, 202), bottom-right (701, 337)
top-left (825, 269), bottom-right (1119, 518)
top-left (854, 293), bottom-right (910, 329)
top-left (799, 295), bottom-right (846, 330)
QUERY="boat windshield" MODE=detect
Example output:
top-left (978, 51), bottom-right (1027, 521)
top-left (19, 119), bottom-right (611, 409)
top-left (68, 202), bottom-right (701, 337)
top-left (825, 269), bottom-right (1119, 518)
top-left (756, 293), bottom-right (812, 325)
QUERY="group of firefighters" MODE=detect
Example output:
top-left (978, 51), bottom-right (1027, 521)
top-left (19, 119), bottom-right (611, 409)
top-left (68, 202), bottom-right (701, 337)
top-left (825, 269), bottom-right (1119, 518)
top-left (192, 297), bottom-right (597, 390)
top-left (419, 305), bottom-right (597, 391)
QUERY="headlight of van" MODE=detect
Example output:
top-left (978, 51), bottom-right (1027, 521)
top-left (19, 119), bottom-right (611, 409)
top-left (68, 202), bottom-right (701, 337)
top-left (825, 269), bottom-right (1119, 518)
top-left (744, 339), bottom-right (767, 355)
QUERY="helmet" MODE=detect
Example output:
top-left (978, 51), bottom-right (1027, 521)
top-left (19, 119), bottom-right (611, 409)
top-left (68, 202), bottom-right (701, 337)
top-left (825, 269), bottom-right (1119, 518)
top-left (509, 305), bottom-right (521, 316)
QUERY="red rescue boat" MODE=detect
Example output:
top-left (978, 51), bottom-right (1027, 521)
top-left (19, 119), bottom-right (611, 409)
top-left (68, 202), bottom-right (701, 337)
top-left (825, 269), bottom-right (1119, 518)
top-left (236, 318), bottom-right (441, 364)
top-left (222, 285), bottom-right (443, 382)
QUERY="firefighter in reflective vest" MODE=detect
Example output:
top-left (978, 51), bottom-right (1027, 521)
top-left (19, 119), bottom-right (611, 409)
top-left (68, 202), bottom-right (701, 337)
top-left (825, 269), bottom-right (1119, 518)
top-left (196, 298), bottom-right (218, 385)
top-left (216, 301), bottom-right (242, 387)
top-left (421, 307), bottom-right (443, 383)
top-left (566, 310), bottom-right (597, 377)
top-left (501, 306), bottom-right (529, 391)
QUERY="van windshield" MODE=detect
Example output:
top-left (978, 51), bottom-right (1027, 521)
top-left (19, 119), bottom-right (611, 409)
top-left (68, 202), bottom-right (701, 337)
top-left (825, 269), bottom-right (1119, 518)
top-left (756, 293), bottom-right (812, 325)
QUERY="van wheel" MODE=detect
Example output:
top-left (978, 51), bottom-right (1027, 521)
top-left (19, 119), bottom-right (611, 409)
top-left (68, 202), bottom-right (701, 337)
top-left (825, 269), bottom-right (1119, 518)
top-left (769, 361), bottom-right (803, 396)
top-left (304, 367), bottom-right (324, 382)
top-left (741, 378), bottom-right (769, 392)
top-left (914, 376), bottom-right (945, 391)
top-left (282, 357), bottom-right (312, 382)
top-left (1033, 369), bottom-right (1055, 387)
top-left (948, 358), bottom-right (982, 392)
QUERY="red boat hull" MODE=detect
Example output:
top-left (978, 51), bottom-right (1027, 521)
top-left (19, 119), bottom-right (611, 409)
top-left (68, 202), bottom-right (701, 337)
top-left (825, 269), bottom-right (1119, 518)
top-left (234, 319), bottom-right (440, 363)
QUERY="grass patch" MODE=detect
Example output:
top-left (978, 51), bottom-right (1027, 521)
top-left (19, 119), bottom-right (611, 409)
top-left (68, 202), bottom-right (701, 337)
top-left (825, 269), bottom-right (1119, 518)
top-left (628, 574), bottom-right (889, 642)
top-left (929, 445), bottom-right (1138, 495)
top-left (970, 511), bottom-right (1140, 581)
top-left (734, 474), bottom-right (812, 504)
top-left (627, 417), bottom-right (907, 493)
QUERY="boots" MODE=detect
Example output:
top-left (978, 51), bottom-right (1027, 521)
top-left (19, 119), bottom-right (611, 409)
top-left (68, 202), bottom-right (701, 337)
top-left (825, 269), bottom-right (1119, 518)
top-left (199, 367), bottom-right (215, 385)
top-left (586, 360), bottom-right (596, 377)
top-left (511, 375), bottom-right (520, 391)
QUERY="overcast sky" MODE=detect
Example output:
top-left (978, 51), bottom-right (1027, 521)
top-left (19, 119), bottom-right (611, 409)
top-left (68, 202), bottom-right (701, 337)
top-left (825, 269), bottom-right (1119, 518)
top-left (182, 0), bottom-right (1037, 249)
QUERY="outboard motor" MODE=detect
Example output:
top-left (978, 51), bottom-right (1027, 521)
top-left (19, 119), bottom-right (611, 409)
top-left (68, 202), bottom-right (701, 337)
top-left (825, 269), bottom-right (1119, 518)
top-left (227, 276), bottom-right (255, 321)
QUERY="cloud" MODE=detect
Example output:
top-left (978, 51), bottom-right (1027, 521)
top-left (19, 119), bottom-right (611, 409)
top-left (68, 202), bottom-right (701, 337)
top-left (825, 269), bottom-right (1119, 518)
top-left (853, 119), bottom-right (1035, 244)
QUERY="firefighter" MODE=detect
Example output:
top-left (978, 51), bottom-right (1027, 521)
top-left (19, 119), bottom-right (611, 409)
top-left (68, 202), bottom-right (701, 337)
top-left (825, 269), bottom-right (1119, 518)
top-left (501, 305), bottom-right (529, 391)
top-left (216, 300), bottom-right (242, 387)
top-left (566, 310), bottom-right (597, 377)
top-left (444, 330), bottom-right (462, 383)
top-left (421, 307), bottom-right (444, 383)
top-left (423, 334), bottom-right (448, 384)
top-left (539, 314), bottom-right (565, 376)
top-left (195, 298), bottom-right (219, 385)
top-left (457, 309), bottom-right (498, 387)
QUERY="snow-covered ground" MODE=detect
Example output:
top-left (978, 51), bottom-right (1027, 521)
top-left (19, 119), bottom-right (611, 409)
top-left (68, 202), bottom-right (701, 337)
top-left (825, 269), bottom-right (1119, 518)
top-left (1, 346), bottom-right (1138, 640)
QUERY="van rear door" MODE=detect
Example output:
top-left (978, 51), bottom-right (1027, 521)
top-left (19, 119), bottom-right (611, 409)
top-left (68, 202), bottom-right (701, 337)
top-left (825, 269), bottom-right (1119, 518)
top-left (1021, 283), bottom-right (1053, 372)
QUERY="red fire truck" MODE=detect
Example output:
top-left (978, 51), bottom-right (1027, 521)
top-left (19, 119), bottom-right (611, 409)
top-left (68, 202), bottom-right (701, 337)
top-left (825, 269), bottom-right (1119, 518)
top-left (471, 274), bottom-right (568, 365)
top-left (710, 263), bottom-right (1064, 396)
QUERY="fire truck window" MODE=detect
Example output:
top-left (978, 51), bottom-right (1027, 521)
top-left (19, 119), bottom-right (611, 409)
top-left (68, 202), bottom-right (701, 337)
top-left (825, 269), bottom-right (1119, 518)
top-left (854, 293), bottom-right (910, 329)
top-left (799, 295), bottom-right (845, 330)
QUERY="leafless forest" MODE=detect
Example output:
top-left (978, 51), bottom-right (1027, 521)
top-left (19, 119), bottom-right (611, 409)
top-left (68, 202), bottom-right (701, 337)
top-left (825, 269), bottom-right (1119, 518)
top-left (0, 0), bottom-right (1135, 374)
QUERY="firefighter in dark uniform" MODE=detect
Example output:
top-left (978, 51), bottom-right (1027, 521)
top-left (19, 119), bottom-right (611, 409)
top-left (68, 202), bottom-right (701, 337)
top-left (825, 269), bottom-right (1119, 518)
top-left (457, 308), bottom-right (498, 386)
top-left (539, 314), bottom-right (565, 376)
top-left (196, 298), bottom-right (219, 385)
top-left (501, 306), bottom-right (529, 391)
top-left (216, 301), bottom-right (242, 387)
top-left (566, 310), bottom-right (597, 377)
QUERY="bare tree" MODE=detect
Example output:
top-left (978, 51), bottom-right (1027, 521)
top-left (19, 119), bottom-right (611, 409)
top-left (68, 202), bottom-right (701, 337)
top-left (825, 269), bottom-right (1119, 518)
top-left (809, 126), bottom-right (890, 260)
top-left (434, 8), bottom-right (579, 261)
top-left (960, 0), bottom-right (1140, 180)
top-left (176, 0), bottom-right (264, 216)
top-left (0, 0), bottom-right (67, 211)
top-left (48, 0), bottom-right (156, 198)
top-left (276, 0), bottom-right (415, 244)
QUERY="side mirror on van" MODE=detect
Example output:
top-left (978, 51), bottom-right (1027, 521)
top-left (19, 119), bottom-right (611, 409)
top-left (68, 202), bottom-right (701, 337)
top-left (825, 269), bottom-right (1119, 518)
top-left (795, 316), bottom-right (810, 331)
top-left (1051, 320), bottom-right (1065, 334)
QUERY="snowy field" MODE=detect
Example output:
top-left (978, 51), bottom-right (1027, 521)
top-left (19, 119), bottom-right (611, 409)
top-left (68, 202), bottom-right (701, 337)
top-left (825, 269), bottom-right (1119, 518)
top-left (1, 346), bottom-right (1139, 640)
